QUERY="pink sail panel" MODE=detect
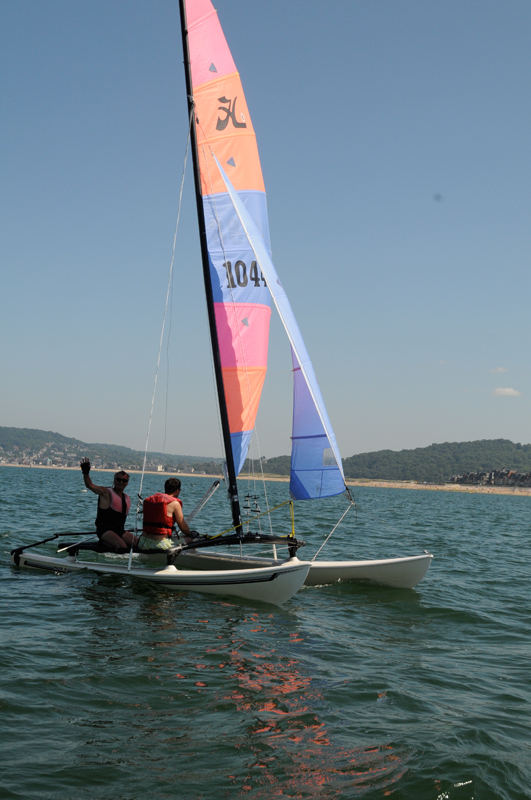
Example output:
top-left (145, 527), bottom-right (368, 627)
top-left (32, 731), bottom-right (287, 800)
top-left (186, 0), bottom-right (235, 86)
top-left (215, 302), bottom-right (271, 433)
top-left (214, 303), bottom-right (270, 368)
top-left (185, 0), bottom-right (272, 474)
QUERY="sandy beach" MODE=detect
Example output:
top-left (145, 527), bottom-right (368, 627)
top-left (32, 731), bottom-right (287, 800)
top-left (345, 479), bottom-right (531, 495)
top-left (253, 476), bottom-right (531, 495)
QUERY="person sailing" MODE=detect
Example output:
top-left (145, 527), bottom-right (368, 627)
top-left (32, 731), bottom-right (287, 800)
top-left (80, 458), bottom-right (138, 552)
top-left (138, 477), bottom-right (193, 552)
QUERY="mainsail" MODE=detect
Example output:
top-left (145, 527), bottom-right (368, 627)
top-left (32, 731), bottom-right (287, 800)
top-left (183, 0), bottom-right (271, 477)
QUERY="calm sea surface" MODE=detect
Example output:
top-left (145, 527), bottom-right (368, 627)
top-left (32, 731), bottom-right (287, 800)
top-left (1, 467), bottom-right (530, 799)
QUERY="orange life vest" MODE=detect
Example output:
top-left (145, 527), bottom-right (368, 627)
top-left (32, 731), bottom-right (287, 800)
top-left (142, 493), bottom-right (183, 537)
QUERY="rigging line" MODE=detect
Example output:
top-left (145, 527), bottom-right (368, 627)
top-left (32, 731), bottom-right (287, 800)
top-left (162, 244), bottom-right (175, 455)
top-left (243, 440), bottom-right (265, 536)
top-left (254, 427), bottom-right (274, 535)
top-left (244, 432), bottom-right (274, 537)
top-left (127, 107), bottom-right (194, 572)
top-left (244, 362), bottom-right (292, 536)
top-left (311, 502), bottom-right (354, 562)
top-left (211, 498), bottom-right (292, 539)
top-left (255, 368), bottom-right (294, 534)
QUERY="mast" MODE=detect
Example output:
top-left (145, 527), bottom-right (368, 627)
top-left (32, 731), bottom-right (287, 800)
top-left (178, 0), bottom-right (242, 532)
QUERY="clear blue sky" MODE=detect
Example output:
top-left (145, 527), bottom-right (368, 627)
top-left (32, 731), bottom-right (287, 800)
top-left (2, 0), bottom-right (530, 459)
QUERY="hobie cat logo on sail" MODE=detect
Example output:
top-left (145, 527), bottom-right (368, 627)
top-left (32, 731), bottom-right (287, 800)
top-left (216, 96), bottom-right (247, 130)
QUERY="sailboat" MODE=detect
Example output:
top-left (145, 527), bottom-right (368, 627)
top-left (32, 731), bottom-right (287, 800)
top-left (168, 0), bottom-right (432, 589)
top-left (11, 0), bottom-right (431, 599)
top-left (157, 0), bottom-right (429, 589)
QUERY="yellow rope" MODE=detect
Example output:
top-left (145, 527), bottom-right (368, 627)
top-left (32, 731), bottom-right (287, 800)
top-left (290, 500), bottom-right (295, 537)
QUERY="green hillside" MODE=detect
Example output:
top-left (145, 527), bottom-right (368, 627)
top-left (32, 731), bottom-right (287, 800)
top-left (342, 439), bottom-right (531, 483)
top-left (3, 427), bottom-right (530, 483)
top-left (0, 427), bottom-right (223, 472)
top-left (242, 455), bottom-right (291, 476)
top-left (245, 440), bottom-right (531, 482)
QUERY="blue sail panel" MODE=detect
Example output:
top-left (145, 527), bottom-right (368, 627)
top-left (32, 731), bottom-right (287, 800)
top-left (230, 430), bottom-right (253, 476)
top-left (290, 351), bottom-right (346, 499)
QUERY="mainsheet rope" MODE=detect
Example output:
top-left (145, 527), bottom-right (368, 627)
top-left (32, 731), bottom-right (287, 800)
top-left (127, 107), bottom-right (194, 572)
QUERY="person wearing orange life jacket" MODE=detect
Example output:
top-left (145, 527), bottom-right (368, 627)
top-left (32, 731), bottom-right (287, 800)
top-left (138, 477), bottom-right (193, 552)
top-left (80, 458), bottom-right (138, 553)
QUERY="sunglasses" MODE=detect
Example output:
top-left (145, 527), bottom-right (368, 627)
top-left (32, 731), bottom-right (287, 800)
top-left (116, 478), bottom-right (129, 483)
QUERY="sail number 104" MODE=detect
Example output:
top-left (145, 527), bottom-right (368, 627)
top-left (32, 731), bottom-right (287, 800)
top-left (224, 261), bottom-right (267, 289)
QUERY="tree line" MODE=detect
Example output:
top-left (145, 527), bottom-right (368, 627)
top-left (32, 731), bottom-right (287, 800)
top-left (246, 439), bottom-right (531, 483)
top-left (3, 428), bottom-right (531, 484)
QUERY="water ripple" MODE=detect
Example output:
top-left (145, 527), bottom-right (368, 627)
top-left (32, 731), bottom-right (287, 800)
top-left (1, 469), bottom-right (531, 798)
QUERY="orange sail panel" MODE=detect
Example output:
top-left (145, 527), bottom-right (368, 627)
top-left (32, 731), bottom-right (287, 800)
top-left (186, 0), bottom-right (271, 473)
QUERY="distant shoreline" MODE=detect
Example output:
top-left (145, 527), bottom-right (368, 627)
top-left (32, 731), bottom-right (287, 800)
top-left (0, 463), bottom-right (216, 479)
top-left (1, 463), bottom-right (530, 495)
top-left (345, 479), bottom-right (531, 496)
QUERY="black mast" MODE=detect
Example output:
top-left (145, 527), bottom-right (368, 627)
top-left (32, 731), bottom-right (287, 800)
top-left (178, 0), bottom-right (242, 533)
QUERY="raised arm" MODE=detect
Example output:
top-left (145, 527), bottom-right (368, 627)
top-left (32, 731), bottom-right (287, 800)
top-left (80, 458), bottom-right (110, 500)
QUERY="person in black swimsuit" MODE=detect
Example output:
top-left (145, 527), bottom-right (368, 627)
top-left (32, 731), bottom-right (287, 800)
top-left (80, 458), bottom-right (138, 552)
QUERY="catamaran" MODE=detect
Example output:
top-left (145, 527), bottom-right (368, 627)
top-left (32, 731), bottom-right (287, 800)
top-left (11, 0), bottom-right (432, 599)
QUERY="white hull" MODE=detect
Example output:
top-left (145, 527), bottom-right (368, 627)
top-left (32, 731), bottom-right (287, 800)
top-left (172, 550), bottom-right (432, 589)
top-left (11, 552), bottom-right (310, 606)
top-left (305, 553), bottom-right (432, 588)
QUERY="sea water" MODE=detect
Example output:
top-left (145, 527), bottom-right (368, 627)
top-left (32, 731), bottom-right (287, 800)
top-left (1, 467), bottom-right (530, 799)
